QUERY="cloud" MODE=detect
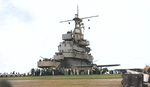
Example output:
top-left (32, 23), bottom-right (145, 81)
top-left (0, 0), bottom-right (32, 26)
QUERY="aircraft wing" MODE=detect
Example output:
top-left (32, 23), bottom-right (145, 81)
top-left (97, 64), bottom-right (120, 67)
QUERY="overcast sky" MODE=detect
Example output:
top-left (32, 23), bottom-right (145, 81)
top-left (0, 0), bottom-right (150, 74)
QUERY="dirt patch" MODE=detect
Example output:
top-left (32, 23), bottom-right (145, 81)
top-left (6, 78), bottom-right (122, 87)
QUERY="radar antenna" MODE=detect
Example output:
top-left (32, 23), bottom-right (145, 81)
top-left (60, 5), bottom-right (98, 33)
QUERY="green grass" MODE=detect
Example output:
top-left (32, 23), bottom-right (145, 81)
top-left (0, 74), bottom-right (121, 80)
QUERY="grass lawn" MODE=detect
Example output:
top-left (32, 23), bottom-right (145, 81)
top-left (0, 74), bottom-right (121, 80)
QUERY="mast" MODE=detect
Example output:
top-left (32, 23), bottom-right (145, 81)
top-left (60, 5), bottom-right (98, 34)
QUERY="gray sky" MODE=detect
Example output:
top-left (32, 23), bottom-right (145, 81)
top-left (0, 0), bottom-right (150, 74)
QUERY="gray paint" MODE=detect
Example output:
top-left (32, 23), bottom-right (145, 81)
top-left (37, 7), bottom-right (99, 75)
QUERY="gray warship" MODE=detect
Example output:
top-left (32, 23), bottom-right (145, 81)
top-left (37, 6), bottom-right (120, 75)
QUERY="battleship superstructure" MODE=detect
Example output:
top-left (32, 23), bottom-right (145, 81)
top-left (37, 6), bottom-right (119, 75)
